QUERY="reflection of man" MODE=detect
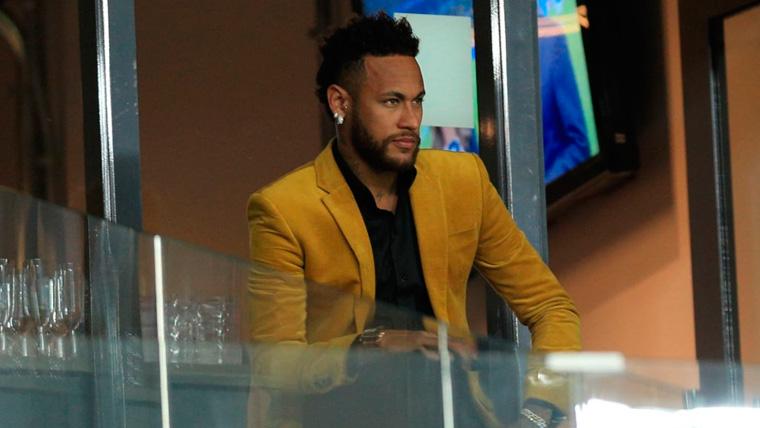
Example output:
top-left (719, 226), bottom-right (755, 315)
top-left (247, 13), bottom-right (580, 428)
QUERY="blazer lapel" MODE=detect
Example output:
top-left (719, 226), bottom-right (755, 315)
top-left (410, 164), bottom-right (449, 323)
top-left (321, 189), bottom-right (375, 298)
top-left (314, 144), bottom-right (375, 331)
top-left (315, 143), bottom-right (449, 326)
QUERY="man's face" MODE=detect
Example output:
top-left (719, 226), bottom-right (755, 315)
top-left (348, 55), bottom-right (425, 172)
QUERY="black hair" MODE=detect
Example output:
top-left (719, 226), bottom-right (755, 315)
top-left (315, 12), bottom-right (419, 116)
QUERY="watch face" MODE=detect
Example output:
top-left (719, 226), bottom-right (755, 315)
top-left (359, 328), bottom-right (386, 346)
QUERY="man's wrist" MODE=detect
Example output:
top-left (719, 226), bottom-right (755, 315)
top-left (520, 407), bottom-right (549, 428)
top-left (346, 327), bottom-right (388, 377)
top-left (357, 327), bottom-right (387, 347)
top-left (522, 398), bottom-right (567, 428)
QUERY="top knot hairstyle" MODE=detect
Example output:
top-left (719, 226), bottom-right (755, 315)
top-left (315, 12), bottom-right (420, 116)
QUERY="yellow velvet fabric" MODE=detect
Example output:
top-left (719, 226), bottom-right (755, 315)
top-left (247, 142), bottom-right (581, 397)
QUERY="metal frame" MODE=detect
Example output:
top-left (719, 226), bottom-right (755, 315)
top-left (78, 0), bottom-right (146, 426)
top-left (474, 0), bottom-right (545, 349)
top-left (679, 0), bottom-right (760, 405)
top-left (79, 0), bottom-right (143, 229)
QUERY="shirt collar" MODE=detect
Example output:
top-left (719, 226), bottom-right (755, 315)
top-left (331, 142), bottom-right (417, 202)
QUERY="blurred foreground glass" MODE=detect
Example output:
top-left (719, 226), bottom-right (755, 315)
top-left (3, 189), bottom-right (760, 427)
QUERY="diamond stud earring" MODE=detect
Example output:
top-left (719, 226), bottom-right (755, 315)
top-left (333, 111), bottom-right (344, 126)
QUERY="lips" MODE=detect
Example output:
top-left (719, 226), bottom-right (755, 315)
top-left (390, 135), bottom-right (420, 150)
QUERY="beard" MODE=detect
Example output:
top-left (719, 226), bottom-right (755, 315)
top-left (350, 113), bottom-right (420, 173)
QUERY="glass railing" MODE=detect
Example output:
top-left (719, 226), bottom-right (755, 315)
top-left (1, 186), bottom-right (759, 427)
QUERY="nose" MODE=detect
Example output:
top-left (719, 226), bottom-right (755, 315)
top-left (398, 101), bottom-right (422, 131)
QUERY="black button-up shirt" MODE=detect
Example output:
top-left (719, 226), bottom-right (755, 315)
top-left (332, 144), bottom-right (434, 328)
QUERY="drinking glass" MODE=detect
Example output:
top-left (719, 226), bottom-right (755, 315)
top-left (167, 296), bottom-right (201, 364)
top-left (6, 265), bottom-right (37, 356)
top-left (197, 296), bottom-right (231, 364)
top-left (59, 263), bottom-right (85, 356)
top-left (39, 268), bottom-right (69, 358)
top-left (0, 259), bottom-right (11, 354)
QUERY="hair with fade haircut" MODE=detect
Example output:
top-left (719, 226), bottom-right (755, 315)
top-left (315, 12), bottom-right (420, 117)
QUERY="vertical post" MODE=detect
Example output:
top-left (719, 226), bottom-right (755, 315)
top-left (78, 0), bottom-right (145, 426)
top-left (154, 236), bottom-right (172, 428)
top-left (79, 0), bottom-right (143, 228)
top-left (475, 0), bottom-right (546, 349)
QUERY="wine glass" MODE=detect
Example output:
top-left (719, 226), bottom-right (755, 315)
top-left (59, 263), bottom-right (85, 357)
top-left (198, 296), bottom-right (230, 364)
top-left (0, 259), bottom-right (11, 354)
top-left (36, 268), bottom-right (68, 358)
top-left (22, 259), bottom-right (57, 357)
top-left (167, 296), bottom-right (201, 364)
top-left (6, 264), bottom-right (37, 357)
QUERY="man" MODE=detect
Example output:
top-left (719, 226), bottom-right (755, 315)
top-left (247, 12), bottom-right (580, 428)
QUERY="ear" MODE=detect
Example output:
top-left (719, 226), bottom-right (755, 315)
top-left (326, 84), bottom-right (352, 117)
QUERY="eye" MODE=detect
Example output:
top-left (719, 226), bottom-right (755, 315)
top-left (383, 98), bottom-right (400, 106)
top-left (413, 97), bottom-right (424, 105)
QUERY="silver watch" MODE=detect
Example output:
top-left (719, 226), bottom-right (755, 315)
top-left (358, 327), bottom-right (386, 347)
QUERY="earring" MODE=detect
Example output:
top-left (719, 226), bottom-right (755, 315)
top-left (333, 111), bottom-right (344, 126)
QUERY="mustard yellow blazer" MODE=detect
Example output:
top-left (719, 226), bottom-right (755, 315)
top-left (247, 142), bottom-right (580, 394)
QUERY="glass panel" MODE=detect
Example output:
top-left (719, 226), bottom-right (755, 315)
top-left (4, 187), bottom-right (760, 426)
top-left (565, 359), bottom-right (760, 425)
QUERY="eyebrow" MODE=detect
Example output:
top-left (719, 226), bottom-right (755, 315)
top-left (381, 90), bottom-right (426, 100)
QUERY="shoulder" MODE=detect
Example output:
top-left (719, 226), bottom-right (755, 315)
top-left (416, 149), bottom-right (487, 182)
top-left (247, 161), bottom-right (320, 212)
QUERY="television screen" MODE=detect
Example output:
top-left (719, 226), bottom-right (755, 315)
top-left (537, 0), bottom-right (599, 184)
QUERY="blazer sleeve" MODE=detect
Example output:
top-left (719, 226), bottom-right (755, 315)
top-left (469, 155), bottom-right (581, 412)
top-left (247, 192), bottom-right (358, 394)
top-left (470, 155), bottom-right (581, 352)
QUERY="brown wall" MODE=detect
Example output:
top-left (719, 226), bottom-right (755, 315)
top-left (547, 0), bottom-right (696, 362)
top-left (0, 32), bottom-right (22, 191)
top-left (725, 4), bottom-right (760, 365)
top-left (45, 2), bottom-right (85, 211)
top-left (136, 0), bottom-right (327, 258)
top-left (0, 2), bottom-right (84, 209)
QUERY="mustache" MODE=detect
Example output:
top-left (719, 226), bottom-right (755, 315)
top-left (385, 132), bottom-right (420, 144)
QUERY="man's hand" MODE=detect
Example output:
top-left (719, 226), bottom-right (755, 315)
top-left (360, 329), bottom-right (477, 363)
